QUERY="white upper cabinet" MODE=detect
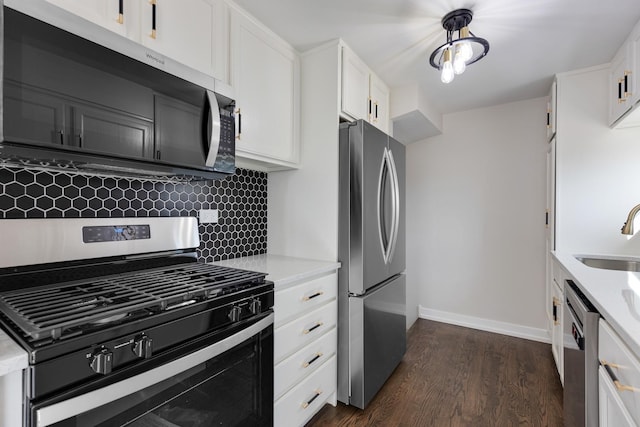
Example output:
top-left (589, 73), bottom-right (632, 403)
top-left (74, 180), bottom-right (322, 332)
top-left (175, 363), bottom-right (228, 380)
top-left (138, 0), bottom-right (228, 82)
top-left (229, 4), bottom-right (300, 170)
top-left (609, 44), bottom-right (633, 126)
top-left (43, 0), bottom-right (126, 34)
top-left (546, 80), bottom-right (557, 141)
top-left (369, 73), bottom-right (390, 133)
top-left (43, 0), bottom-right (229, 81)
top-left (341, 47), bottom-right (370, 122)
top-left (609, 18), bottom-right (640, 127)
top-left (341, 44), bottom-right (390, 133)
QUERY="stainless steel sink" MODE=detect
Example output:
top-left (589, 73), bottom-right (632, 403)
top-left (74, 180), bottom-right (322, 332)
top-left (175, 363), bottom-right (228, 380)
top-left (575, 256), bottom-right (640, 272)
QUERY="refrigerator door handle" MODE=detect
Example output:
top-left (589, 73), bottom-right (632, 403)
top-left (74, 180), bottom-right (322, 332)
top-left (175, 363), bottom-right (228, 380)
top-left (387, 148), bottom-right (400, 264)
top-left (377, 147), bottom-right (400, 264)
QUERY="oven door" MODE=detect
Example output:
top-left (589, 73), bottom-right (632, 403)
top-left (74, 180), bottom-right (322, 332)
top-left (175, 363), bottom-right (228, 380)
top-left (30, 314), bottom-right (273, 427)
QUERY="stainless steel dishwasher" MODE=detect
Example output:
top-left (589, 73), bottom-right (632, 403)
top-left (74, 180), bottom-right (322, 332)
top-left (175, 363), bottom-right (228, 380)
top-left (563, 279), bottom-right (600, 427)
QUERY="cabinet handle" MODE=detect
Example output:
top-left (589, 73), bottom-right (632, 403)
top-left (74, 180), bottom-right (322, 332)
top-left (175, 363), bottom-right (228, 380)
top-left (156, 150), bottom-right (161, 160)
top-left (552, 296), bottom-right (559, 325)
top-left (546, 110), bottom-right (550, 128)
top-left (375, 101), bottom-right (379, 122)
top-left (602, 360), bottom-right (639, 392)
top-left (368, 97), bottom-right (373, 121)
top-left (235, 108), bottom-right (242, 140)
top-left (301, 389), bottom-right (323, 409)
top-left (624, 71), bottom-right (632, 98)
top-left (149, 0), bottom-right (157, 39)
top-left (545, 209), bottom-right (549, 228)
top-left (303, 322), bottom-right (323, 335)
top-left (302, 352), bottom-right (323, 368)
top-left (57, 130), bottom-right (64, 145)
top-left (618, 79), bottom-right (626, 103)
top-left (302, 291), bottom-right (323, 301)
top-left (601, 359), bottom-right (621, 369)
top-left (118, 0), bottom-right (124, 24)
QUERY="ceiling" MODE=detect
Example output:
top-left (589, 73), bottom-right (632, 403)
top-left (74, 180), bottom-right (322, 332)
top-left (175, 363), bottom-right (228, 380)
top-left (231, 0), bottom-right (640, 115)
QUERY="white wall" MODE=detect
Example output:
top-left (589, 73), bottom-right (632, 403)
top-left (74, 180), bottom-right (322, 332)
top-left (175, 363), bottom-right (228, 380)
top-left (268, 42), bottom-right (341, 261)
top-left (556, 65), bottom-right (640, 255)
top-left (406, 97), bottom-right (549, 340)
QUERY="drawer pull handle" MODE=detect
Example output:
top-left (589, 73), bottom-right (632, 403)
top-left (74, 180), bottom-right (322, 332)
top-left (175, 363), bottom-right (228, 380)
top-left (601, 359), bottom-right (621, 369)
top-left (303, 322), bottom-right (323, 334)
top-left (303, 292), bottom-right (324, 301)
top-left (602, 361), bottom-right (639, 393)
top-left (301, 389), bottom-right (323, 409)
top-left (303, 352), bottom-right (323, 368)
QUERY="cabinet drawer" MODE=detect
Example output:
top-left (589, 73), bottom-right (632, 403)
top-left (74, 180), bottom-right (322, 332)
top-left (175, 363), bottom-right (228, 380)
top-left (599, 367), bottom-right (637, 427)
top-left (274, 301), bottom-right (337, 363)
top-left (275, 327), bottom-right (337, 400)
top-left (275, 355), bottom-right (337, 427)
top-left (599, 319), bottom-right (640, 425)
top-left (275, 272), bottom-right (337, 326)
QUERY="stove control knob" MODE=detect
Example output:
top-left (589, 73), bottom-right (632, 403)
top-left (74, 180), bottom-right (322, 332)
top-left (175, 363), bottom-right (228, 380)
top-left (228, 305), bottom-right (242, 322)
top-left (133, 335), bottom-right (153, 359)
top-left (249, 298), bottom-right (262, 314)
top-left (90, 347), bottom-right (113, 375)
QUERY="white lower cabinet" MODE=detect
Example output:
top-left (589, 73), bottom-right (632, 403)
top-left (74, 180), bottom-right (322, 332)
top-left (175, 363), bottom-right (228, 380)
top-left (275, 355), bottom-right (337, 427)
top-left (274, 272), bottom-right (337, 426)
top-left (549, 257), bottom-right (564, 383)
top-left (599, 319), bottom-right (640, 426)
top-left (599, 367), bottom-right (637, 427)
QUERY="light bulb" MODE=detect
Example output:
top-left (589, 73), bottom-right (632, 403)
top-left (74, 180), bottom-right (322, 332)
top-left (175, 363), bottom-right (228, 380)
top-left (440, 48), bottom-right (454, 84)
top-left (458, 27), bottom-right (473, 61)
top-left (453, 46), bottom-right (466, 75)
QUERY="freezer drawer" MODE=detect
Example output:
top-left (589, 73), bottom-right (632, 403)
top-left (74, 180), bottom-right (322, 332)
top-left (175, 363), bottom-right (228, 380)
top-left (344, 274), bottom-right (406, 409)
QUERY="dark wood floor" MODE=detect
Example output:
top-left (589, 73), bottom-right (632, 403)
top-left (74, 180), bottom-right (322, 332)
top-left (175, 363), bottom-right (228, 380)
top-left (307, 319), bottom-right (564, 427)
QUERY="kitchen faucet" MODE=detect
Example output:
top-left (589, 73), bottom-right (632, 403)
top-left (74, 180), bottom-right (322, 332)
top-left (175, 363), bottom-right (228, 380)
top-left (621, 203), bottom-right (640, 234)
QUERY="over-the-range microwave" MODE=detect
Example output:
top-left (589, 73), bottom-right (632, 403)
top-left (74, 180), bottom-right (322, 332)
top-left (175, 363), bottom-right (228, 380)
top-left (0, 0), bottom-right (235, 181)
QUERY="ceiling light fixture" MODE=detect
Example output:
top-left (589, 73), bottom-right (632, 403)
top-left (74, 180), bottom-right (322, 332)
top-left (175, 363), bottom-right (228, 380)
top-left (429, 9), bottom-right (489, 84)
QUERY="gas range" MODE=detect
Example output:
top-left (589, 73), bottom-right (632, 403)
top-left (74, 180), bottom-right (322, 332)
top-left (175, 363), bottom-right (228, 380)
top-left (0, 217), bottom-right (274, 426)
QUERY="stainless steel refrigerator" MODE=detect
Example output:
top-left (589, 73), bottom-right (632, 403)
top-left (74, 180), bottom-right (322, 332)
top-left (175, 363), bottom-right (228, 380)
top-left (337, 119), bottom-right (406, 409)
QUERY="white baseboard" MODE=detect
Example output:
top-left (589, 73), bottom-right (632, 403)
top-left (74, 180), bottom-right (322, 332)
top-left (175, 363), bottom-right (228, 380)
top-left (418, 306), bottom-right (551, 344)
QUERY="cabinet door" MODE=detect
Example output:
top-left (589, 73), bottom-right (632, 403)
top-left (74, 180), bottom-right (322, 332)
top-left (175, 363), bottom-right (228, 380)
top-left (230, 8), bottom-right (299, 166)
top-left (599, 367), bottom-right (636, 427)
top-left (547, 80), bottom-right (557, 140)
top-left (629, 27), bottom-right (640, 106)
top-left (3, 81), bottom-right (66, 146)
top-left (44, 0), bottom-right (127, 36)
top-left (609, 45), bottom-right (633, 125)
top-left (341, 47), bottom-right (370, 121)
top-left (551, 278), bottom-right (563, 383)
top-left (72, 103), bottom-right (153, 160)
top-left (139, 0), bottom-right (224, 78)
top-left (369, 74), bottom-right (389, 133)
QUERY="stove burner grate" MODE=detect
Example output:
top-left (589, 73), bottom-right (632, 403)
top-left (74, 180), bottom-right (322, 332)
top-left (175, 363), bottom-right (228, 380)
top-left (0, 264), bottom-right (265, 341)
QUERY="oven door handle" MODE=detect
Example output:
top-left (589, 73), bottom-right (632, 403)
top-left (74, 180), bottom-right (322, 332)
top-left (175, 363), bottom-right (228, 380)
top-left (35, 313), bottom-right (274, 427)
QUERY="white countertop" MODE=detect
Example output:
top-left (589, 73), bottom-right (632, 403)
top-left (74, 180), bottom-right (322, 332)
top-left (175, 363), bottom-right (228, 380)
top-left (0, 328), bottom-right (27, 377)
top-left (212, 254), bottom-right (341, 290)
top-left (553, 251), bottom-right (640, 357)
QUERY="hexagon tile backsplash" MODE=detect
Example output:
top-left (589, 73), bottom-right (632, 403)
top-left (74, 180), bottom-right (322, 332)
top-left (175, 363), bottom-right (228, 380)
top-left (0, 165), bottom-right (267, 263)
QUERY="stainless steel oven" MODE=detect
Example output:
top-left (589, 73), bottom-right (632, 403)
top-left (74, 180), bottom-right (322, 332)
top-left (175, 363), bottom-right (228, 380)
top-left (0, 217), bottom-right (273, 427)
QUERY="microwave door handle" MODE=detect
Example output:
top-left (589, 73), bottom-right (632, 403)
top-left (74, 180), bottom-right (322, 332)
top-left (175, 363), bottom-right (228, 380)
top-left (204, 90), bottom-right (221, 168)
